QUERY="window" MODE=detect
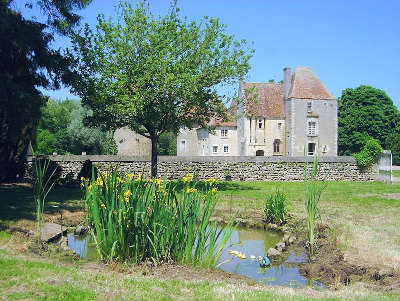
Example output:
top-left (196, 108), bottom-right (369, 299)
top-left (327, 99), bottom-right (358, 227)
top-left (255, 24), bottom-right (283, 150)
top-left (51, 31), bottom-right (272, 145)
top-left (256, 150), bottom-right (264, 156)
top-left (307, 119), bottom-right (318, 136)
top-left (223, 145), bottom-right (229, 153)
top-left (308, 142), bottom-right (316, 156)
top-left (221, 129), bottom-right (228, 137)
top-left (258, 119), bottom-right (263, 129)
top-left (212, 145), bottom-right (219, 153)
top-left (180, 140), bottom-right (186, 153)
top-left (273, 139), bottom-right (281, 153)
top-left (278, 122), bottom-right (282, 129)
top-left (322, 145), bottom-right (328, 153)
top-left (307, 102), bottom-right (312, 112)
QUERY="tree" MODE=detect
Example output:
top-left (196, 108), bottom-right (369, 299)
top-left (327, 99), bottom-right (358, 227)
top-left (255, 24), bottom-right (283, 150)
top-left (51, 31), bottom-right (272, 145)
top-left (34, 99), bottom-right (116, 155)
top-left (158, 131), bottom-right (177, 155)
top-left (385, 128), bottom-right (400, 165)
top-left (338, 85), bottom-right (400, 156)
top-left (0, 0), bottom-right (91, 182)
top-left (67, 1), bottom-right (254, 177)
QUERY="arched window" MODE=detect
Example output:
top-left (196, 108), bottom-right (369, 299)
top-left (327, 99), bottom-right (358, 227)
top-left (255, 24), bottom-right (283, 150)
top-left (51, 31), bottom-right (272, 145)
top-left (273, 139), bottom-right (281, 154)
top-left (256, 150), bottom-right (264, 156)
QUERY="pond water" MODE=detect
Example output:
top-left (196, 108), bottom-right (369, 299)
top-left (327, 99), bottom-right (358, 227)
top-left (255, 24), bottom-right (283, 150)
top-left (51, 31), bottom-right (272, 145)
top-left (67, 228), bottom-right (325, 289)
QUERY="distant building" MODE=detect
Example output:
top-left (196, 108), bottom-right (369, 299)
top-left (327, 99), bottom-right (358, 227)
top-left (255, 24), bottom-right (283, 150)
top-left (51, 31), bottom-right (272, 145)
top-left (177, 67), bottom-right (338, 157)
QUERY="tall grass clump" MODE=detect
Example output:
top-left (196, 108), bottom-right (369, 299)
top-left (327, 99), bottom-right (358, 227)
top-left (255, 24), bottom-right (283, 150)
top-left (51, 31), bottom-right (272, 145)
top-left (33, 158), bottom-right (58, 242)
top-left (264, 188), bottom-right (287, 224)
top-left (83, 172), bottom-right (236, 267)
top-left (304, 154), bottom-right (327, 255)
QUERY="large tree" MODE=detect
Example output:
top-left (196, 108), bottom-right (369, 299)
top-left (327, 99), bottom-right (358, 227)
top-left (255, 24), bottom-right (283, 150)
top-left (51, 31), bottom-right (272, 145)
top-left (0, 0), bottom-right (91, 182)
top-left (67, 1), bottom-right (254, 177)
top-left (338, 85), bottom-right (400, 156)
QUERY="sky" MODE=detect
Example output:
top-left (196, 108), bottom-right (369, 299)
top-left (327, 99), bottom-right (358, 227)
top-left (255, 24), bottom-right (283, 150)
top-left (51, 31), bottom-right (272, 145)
top-left (13, 0), bottom-right (400, 108)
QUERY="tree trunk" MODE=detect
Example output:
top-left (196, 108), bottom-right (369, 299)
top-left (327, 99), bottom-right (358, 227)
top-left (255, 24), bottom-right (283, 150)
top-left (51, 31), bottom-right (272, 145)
top-left (150, 135), bottom-right (158, 178)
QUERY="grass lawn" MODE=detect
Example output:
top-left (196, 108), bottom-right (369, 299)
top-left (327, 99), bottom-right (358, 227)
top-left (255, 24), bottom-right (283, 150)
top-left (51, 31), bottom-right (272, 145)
top-left (216, 181), bottom-right (400, 270)
top-left (392, 170), bottom-right (400, 178)
top-left (0, 180), bottom-right (399, 300)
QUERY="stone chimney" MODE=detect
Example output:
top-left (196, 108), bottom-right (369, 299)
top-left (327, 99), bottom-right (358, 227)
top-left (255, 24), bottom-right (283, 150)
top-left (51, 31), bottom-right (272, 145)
top-left (283, 67), bottom-right (291, 99)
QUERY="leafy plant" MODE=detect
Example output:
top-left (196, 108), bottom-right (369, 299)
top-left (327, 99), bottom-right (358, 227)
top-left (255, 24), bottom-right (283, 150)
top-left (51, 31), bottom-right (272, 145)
top-left (32, 158), bottom-right (59, 241)
top-left (83, 172), bottom-right (235, 267)
top-left (264, 188), bottom-right (287, 224)
top-left (304, 154), bottom-right (327, 255)
top-left (354, 138), bottom-right (383, 169)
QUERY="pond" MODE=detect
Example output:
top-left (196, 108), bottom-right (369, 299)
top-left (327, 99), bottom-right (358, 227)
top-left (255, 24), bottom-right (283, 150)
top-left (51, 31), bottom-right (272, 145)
top-left (67, 227), bottom-right (325, 289)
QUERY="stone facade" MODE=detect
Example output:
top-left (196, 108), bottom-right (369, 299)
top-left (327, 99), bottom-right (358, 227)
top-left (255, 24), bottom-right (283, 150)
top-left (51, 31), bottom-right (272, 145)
top-left (114, 127), bottom-right (151, 158)
top-left (26, 155), bottom-right (377, 182)
top-left (284, 67), bottom-right (338, 156)
top-left (178, 66), bottom-right (337, 158)
top-left (177, 126), bottom-right (238, 156)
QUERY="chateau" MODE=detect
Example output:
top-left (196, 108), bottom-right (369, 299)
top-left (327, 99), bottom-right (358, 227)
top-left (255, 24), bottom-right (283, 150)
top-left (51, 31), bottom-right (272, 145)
top-left (177, 67), bottom-right (338, 157)
top-left (115, 67), bottom-right (338, 157)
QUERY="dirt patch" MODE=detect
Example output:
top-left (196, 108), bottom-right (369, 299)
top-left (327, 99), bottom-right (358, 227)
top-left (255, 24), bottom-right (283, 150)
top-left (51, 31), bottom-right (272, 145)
top-left (43, 210), bottom-right (85, 227)
top-left (357, 193), bottom-right (400, 200)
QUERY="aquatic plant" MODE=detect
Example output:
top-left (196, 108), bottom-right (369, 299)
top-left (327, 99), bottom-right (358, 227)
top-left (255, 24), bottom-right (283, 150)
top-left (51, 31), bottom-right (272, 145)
top-left (32, 158), bottom-right (58, 242)
top-left (264, 188), bottom-right (287, 224)
top-left (83, 172), bottom-right (235, 267)
top-left (304, 154), bottom-right (327, 255)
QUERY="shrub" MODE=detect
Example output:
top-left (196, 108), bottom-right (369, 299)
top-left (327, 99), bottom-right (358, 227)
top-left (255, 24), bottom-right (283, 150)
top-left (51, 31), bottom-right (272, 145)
top-left (264, 188), bottom-right (287, 224)
top-left (354, 138), bottom-right (383, 169)
top-left (77, 159), bottom-right (97, 180)
top-left (83, 172), bottom-right (235, 267)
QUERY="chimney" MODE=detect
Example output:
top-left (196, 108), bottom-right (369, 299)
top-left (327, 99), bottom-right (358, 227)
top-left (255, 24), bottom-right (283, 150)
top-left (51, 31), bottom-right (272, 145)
top-left (283, 67), bottom-right (291, 99)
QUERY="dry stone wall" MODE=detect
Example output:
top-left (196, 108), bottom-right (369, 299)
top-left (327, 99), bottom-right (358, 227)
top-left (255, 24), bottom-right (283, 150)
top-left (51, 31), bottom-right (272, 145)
top-left (26, 155), bottom-right (377, 182)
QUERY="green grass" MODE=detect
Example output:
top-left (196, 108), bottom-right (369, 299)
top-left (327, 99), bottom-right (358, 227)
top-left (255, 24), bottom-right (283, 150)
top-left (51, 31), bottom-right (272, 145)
top-left (1, 181), bottom-right (400, 299)
top-left (0, 248), bottom-right (399, 300)
top-left (392, 170), bottom-right (400, 178)
top-left (215, 180), bottom-right (400, 269)
top-left (0, 185), bottom-right (83, 228)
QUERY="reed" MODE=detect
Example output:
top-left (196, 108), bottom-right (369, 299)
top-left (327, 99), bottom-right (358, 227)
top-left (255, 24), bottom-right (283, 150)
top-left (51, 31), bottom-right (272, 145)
top-left (304, 154), bottom-right (327, 255)
top-left (83, 172), bottom-right (235, 267)
top-left (32, 158), bottom-right (58, 242)
top-left (264, 187), bottom-right (287, 224)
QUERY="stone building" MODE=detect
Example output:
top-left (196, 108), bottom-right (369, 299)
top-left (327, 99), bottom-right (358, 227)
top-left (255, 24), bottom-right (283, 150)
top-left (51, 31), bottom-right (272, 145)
top-left (177, 66), bottom-right (338, 157)
top-left (114, 127), bottom-right (151, 158)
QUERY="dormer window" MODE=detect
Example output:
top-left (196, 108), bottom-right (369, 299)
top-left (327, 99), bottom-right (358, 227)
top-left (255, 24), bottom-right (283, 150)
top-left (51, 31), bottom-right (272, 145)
top-left (258, 119), bottom-right (263, 129)
top-left (307, 102), bottom-right (312, 112)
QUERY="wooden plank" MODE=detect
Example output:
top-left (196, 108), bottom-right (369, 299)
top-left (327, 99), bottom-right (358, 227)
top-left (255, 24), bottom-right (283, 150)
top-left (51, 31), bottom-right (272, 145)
top-left (40, 222), bottom-right (67, 242)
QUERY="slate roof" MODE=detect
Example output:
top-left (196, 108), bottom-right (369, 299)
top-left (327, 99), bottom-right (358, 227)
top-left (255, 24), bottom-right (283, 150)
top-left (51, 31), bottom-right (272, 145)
top-left (288, 67), bottom-right (336, 100)
top-left (207, 116), bottom-right (236, 127)
top-left (242, 82), bottom-right (285, 118)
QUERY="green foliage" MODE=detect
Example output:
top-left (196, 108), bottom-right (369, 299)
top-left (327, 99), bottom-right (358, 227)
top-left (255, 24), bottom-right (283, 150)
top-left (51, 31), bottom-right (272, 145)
top-left (35, 130), bottom-right (57, 155)
top-left (264, 188), bottom-right (287, 224)
top-left (84, 172), bottom-right (235, 266)
top-left (77, 160), bottom-right (97, 181)
top-left (354, 138), bottom-right (383, 169)
top-left (67, 0), bottom-right (254, 176)
top-left (338, 85), bottom-right (400, 156)
top-left (35, 99), bottom-right (113, 155)
top-left (304, 155), bottom-right (327, 255)
top-left (157, 132), bottom-right (177, 155)
top-left (0, 0), bottom-right (90, 182)
top-left (385, 129), bottom-right (400, 165)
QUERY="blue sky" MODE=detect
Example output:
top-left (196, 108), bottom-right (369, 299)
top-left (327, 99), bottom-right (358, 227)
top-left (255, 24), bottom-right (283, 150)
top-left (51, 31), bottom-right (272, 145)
top-left (14, 0), bottom-right (400, 108)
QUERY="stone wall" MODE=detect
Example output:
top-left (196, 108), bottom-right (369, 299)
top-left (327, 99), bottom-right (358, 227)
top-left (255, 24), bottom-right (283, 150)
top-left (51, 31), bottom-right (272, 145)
top-left (26, 155), bottom-right (377, 182)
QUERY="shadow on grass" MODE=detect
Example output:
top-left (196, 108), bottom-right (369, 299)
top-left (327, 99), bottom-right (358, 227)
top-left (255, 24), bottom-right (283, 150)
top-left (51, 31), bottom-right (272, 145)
top-left (0, 185), bottom-right (84, 222)
top-left (167, 180), bottom-right (260, 193)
